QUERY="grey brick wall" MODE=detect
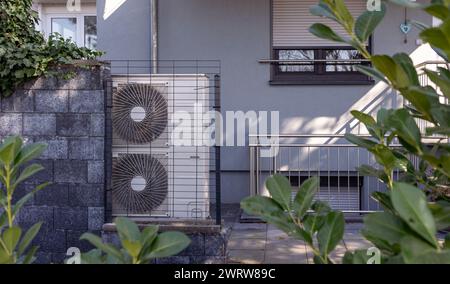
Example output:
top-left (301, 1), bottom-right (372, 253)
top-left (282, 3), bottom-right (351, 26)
top-left (102, 226), bottom-right (231, 264)
top-left (0, 66), bottom-right (110, 263)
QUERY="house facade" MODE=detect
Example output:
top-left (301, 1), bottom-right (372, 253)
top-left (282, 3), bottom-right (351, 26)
top-left (32, 0), bottom-right (435, 207)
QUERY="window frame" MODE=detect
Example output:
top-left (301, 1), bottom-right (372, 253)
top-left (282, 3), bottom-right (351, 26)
top-left (270, 44), bottom-right (374, 85)
top-left (40, 5), bottom-right (97, 49)
top-left (269, 0), bottom-right (374, 85)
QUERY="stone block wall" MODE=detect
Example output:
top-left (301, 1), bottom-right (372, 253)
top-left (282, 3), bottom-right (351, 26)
top-left (0, 65), bottom-right (110, 263)
top-left (102, 224), bottom-right (231, 264)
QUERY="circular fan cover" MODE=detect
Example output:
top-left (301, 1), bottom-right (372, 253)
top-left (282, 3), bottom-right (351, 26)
top-left (112, 154), bottom-right (168, 213)
top-left (113, 84), bottom-right (168, 144)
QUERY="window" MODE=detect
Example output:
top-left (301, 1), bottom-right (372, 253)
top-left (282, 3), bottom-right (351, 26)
top-left (84, 16), bottom-right (98, 49)
top-left (271, 0), bottom-right (373, 85)
top-left (51, 18), bottom-right (78, 42)
top-left (272, 47), bottom-right (371, 84)
top-left (42, 5), bottom-right (97, 49)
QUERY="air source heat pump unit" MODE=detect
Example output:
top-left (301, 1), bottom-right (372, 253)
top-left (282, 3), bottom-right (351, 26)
top-left (111, 74), bottom-right (211, 219)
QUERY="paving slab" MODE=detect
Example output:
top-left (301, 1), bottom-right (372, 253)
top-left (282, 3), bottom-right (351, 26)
top-left (227, 221), bottom-right (373, 264)
top-left (229, 249), bottom-right (265, 264)
top-left (228, 238), bottom-right (266, 250)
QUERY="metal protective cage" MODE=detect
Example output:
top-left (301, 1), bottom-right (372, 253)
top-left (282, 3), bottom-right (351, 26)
top-left (104, 60), bottom-right (221, 225)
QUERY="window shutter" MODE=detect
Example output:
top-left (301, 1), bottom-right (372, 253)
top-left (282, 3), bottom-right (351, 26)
top-left (272, 0), bottom-right (368, 47)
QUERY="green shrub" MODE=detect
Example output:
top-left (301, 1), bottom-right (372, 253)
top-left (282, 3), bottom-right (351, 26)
top-left (0, 136), bottom-right (49, 264)
top-left (0, 0), bottom-right (103, 97)
top-left (241, 175), bottom-right (345, 264)
top-left (79, 217), bottom-right (191, 264)
top-left (309, 0), bottom-right (450, 264)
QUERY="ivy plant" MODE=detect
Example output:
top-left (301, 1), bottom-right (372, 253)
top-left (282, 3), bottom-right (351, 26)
top-left (241, 175), bottom-right (345, 264)
top-left (0, 136), bottom-right (49, 264)
top-left (79, 217), bottom-right (191, 264)
top-left (0, 0), bottom-right (103, 97)
top-left (309, 0), bottom-right (450, 263)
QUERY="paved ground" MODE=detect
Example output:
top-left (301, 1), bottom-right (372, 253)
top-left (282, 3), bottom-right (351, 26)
top-left (227, 222), bottom-right (372, 264)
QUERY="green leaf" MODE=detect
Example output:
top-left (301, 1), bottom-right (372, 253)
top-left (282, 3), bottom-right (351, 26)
top-left (358, 165), bottom-right (388, 184)
top-left (428, 201), bottom-right (450, 231)
top-left (371, 144), bottom-right (407, 173)
top-left (80, 233), bottom-right (123, 261)
top-left (139, 226), bottom-right (159, 259)
top-left (0, 139), bottom-right (17, 166)
top-left (21, 246), bottom-right (38, 265)
top-left (13, 164), bottom-right (44, 189)
top-left (391, 183), bottom-right (438, 247)
top-left (122, 240), bottom-right (142, 259)
top-left (355, 3), bottom-right (386, 43)
top-left (147, 232), bottom-right (190, 259)
top-left (310, 3), bottom-right (338, 22)
top-left (387, 109), bottom-right (422, 154)
top-left (332, 0), bottom-right (355, 33)
top-left (400, 86), bottom-right (441, 123)
top-left (371, 191), bottom-right (394, 213)
top-left (241, 196), bottom-right (295, 234)
top-left (317, 211), bottom-right (345, 258)
top-left (351, 110), bottom-right (382, 140)
top-left (392, 53), bottom-right (420, 86)
top-left (80, 249), bottom-right (105, 264)
top-left (425, 68), bottom-right (450, 100)
top-left (265, 174), bottom-right (293, 210)
top-left (115, 217), bottom-right (141, 243)
top-left (293, 177), bottom-right (318, 219)
top-left (371, 55), bottom-right (410, 89)
top-left (18, 222), bottom-right (42, 256)
top-left (343, 250), bottom-right (372, 264)
top-left (345, 134), bottom-right (377, 150)
top-left (420, 26), bottom-right (450, 61)
top-left (355, 65), bottom-right (388, 83)
top-left (303, 201), bottom-right (331, 234)
top-left (424, 4), bottom-right (450, 20)
top-left (3, 226), bottom-right (22, 253)
top-left (309, 23), bottom-right (348, 44)
top-left (401, 236), bottom-right (449, 264)
top-left (444, 234), bottom-right (450, 250)
top-left (13, 143), bottom-right (47, 167)
top-left (362, 212), bottom-right (411, 246)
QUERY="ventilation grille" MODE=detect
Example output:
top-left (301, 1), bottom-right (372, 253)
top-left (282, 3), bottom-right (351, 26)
top-left (112, 154), bottom-right (169, 215)
top-left (112, 84), bottom-right (168, 144)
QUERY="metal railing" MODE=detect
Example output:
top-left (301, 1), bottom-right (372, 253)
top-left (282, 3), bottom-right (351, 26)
top-left (249, 134), bottom-right (446, 215)
top-left (250, 134), bottom-right (391, 214)
top-left (413, 61), bottom-right (449, 135)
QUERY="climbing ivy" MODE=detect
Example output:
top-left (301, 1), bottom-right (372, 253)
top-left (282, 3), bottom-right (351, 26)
top-left (0, 0), bottom-right (103, 97)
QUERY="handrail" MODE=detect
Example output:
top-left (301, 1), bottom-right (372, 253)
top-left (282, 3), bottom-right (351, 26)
top-left (414, 60), bottom-right (448, 69)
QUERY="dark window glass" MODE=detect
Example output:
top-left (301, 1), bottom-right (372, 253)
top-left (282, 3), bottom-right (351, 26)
top-left (271, 47), bottom-right (372, 84)
top-left (325, 49), bottom-right (363, 72)
top-left (84, 16), bottom-right (97, 49)
top-left (278, 50), bottom-right (315, 72)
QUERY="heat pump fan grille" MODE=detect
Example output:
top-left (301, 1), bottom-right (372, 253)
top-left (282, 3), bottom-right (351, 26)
top-left (112, 154), bottom-right (168, 213)
top-left (113, 84), bottom-right (168, 144)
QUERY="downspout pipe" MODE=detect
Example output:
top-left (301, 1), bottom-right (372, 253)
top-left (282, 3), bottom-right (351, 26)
top-left (151, 0), bottom-right (158, 73)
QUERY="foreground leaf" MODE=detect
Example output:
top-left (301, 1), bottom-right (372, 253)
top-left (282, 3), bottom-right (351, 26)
top-left (391, 183), bottom-right (438, 247)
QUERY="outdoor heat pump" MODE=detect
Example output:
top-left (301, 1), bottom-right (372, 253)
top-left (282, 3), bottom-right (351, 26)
top-left (111, 74), bottom-right (211, 219)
